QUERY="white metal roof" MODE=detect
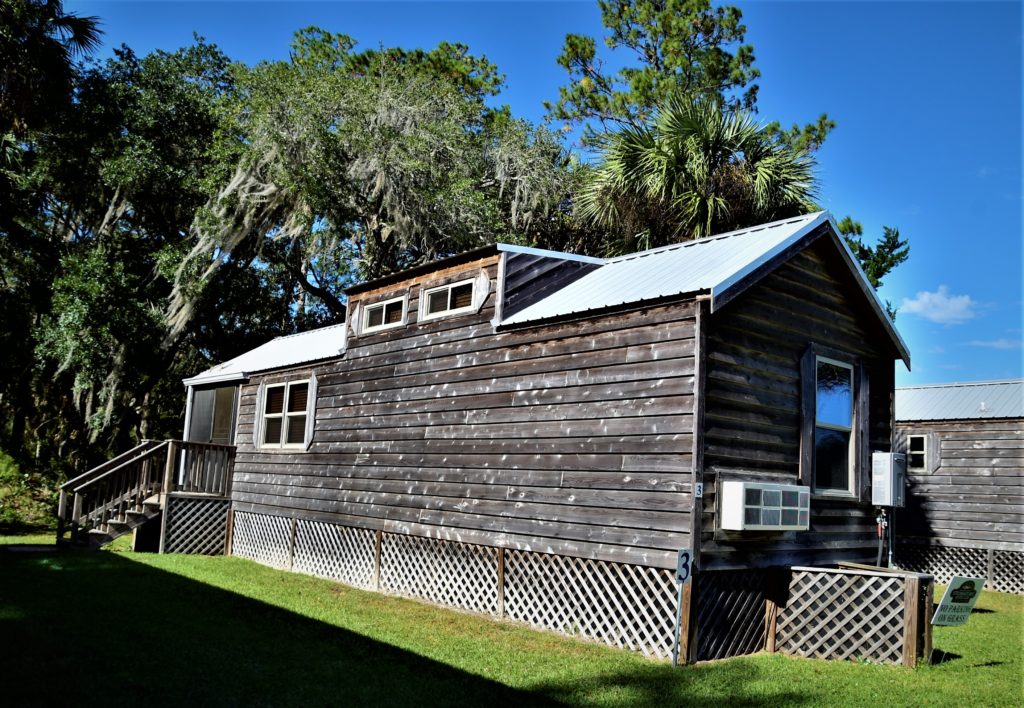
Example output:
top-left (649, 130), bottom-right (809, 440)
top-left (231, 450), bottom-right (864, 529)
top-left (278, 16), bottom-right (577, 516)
top-left (896, 380), bottom-right (1024, 421)
top-left (183, 323), bottom-right (347, 386)
top-left (500, 212), bottom-right (829, 327)
top-left (498, 211), bottom-right (910, 367)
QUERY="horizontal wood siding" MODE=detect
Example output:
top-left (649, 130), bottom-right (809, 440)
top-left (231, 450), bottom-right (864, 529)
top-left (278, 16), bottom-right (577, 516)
top-left (896, 419), bottom-right (1024, 552)
top-left (500, 252), bottom-right (601, 318)
top-left (700, 238), bottom-right (896, 570)
top-left (232, 255), bottom-right (696, 569)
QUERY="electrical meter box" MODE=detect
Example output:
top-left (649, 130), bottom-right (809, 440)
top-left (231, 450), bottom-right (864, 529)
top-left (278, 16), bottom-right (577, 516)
top-left (871, 452), bottom-right (906, 507)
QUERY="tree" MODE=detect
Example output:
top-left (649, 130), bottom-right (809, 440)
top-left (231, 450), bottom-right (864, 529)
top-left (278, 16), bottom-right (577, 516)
top-left (576, 96), bottom-right (817, 252)
top-left (547, 0), bottom-right (759, 141)
top-left (836, 217), bottom-right (909, 319)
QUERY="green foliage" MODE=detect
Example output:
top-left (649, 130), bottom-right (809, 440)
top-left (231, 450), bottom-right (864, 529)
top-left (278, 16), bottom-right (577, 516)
top-left (837, 216), bottom-right (910, 319)
top-left (577, 96), bottom-right (817, 252)
top-left (547, 0), bottom-right (759, 141)
top-left (0, 449), bottom-right (54, 531)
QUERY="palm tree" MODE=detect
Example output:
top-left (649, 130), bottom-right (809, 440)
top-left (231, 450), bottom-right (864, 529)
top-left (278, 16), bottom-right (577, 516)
top-left (0, 0), bottom-right (102, 135)
top-left (576, 96), bottom-right (818, 253)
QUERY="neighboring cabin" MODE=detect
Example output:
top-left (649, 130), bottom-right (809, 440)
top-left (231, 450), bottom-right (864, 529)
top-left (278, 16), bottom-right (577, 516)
top-left (894, 380), bottom-right (1024, 594)
top-left (181, 211), bottom-right (912, 659)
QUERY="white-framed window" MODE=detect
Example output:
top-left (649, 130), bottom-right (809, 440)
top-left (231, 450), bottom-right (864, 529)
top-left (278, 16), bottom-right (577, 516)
top-left (907, 434), bottom-right (927, 473)
top-left (813, 356), bottom-right (855, 494)
top-left (261, 380), bottom-right (310, 448)
top-left (362, 296), bottom-right (407, 333)
top-left (420, 279), bottom-right (475, 321)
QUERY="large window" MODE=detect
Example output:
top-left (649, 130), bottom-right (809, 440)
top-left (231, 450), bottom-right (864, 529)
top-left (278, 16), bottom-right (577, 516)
top-left (421, 279), bottom-right (475, 321)
top-left (261, 380), bottom-right (309, 448)
top-left (363, 296), bottom-right (406, 333)
top-left (814, 357), bottom-right (855, 493)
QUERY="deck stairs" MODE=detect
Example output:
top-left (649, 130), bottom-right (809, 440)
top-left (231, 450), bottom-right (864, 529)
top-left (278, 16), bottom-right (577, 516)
top-left (57, 439), bottom-right (235, 549)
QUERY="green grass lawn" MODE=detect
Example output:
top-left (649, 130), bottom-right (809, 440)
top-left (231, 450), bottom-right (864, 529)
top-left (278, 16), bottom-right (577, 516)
top-left (1, 535), bottom-right (1020, 707)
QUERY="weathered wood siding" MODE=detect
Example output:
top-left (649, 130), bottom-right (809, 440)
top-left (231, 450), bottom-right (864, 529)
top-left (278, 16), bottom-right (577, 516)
top-left (896, 419), bottom-right (1024, 552)
top-left (231, 255), bottom-right (696, 569)
top-left (700, 237), bottom-right (896, 570)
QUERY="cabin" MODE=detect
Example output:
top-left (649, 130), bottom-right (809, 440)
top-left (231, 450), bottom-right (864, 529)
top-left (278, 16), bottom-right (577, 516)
top-left (894, 380), bottom-right (1023, 594)
top-left (60, 211), bottom-right (932, 664)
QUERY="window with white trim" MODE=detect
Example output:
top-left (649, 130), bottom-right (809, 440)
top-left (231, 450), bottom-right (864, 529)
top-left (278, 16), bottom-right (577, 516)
top-left (261, 380), bottom-right (309, 448)
top-left (813, 357), bottom-right (855, 493)
top-left (363, 296), bottom-right (406, 333)
top-left (907, 435), bottom-right (927, 473)
top-left (421, 279), bottom-right (475, 321)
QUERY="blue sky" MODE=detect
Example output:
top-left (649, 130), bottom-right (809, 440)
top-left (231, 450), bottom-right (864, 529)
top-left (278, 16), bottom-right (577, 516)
top-left (68, 1), bottom-right (1023, 386)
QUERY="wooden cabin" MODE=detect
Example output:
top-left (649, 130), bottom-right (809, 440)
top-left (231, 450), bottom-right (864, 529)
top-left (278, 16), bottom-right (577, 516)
top-left (894, 380), bottom-right (1023, 594)
top-left (167, 211), bottom-right (917, 660)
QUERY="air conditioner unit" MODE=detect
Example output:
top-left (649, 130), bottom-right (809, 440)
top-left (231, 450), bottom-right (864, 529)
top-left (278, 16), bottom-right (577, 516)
top-left (720, 481), bottom-right (811, 531)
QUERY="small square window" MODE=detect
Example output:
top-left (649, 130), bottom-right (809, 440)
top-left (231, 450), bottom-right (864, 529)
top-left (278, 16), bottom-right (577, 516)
top-left (907, 434), bottom-right (928, 473)
top-left (421, 279), bottom-right (476, 321)
top-left (363, 296), bottom-right (406, 333)
top-left (261, 380), bottom-right (312, 448)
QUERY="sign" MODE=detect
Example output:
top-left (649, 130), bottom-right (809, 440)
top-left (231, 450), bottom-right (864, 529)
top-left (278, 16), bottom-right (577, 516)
top-left (675, 549), bottom-right (692, 584)
top-left (931, 576), bottom-right (986, 626)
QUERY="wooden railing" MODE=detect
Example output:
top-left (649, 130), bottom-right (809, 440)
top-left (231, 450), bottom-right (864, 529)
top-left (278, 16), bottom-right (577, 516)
top-left (57, 440), bottom-right (236, 545)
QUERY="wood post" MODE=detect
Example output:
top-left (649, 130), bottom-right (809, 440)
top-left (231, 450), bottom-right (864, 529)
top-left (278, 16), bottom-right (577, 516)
top-left (224, 507), bottom-right (235, 556)
top-left (922, 577), bottom-right (934, 663)
top-left (373, 530), bottom-right (383, 590)
top-left (71, 493), bottom-right (83, 544)
top-left (56, 490), bottom-right (67, 543)
top-left (288, 518), bottom-right (297, 570)
top-left (987, 548), bottom-right (995, 583)
top-left (677, 575), bottom-right (698, 664)
top-left (496, 548), bottom-right (505, 617)
top-left (902, 573), bottom-right (921, 667)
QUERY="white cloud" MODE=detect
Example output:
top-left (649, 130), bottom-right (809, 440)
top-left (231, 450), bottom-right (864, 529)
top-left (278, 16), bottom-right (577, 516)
top-left (967, 339), bottom-right (1023, 350)
top-left (900, 286), bottom-right (977, 325)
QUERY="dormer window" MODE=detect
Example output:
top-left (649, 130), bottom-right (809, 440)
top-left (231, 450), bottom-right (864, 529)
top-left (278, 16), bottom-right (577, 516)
top-left (421, 279), bottom-right (475, 321)
top-left (363, 296), bottom-right (407, 333)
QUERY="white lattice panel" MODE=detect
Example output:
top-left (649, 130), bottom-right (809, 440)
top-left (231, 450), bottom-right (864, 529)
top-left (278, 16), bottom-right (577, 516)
top-left (504, 549), bottom-right (677, 659)
top-left (231, 511), bottom-right (292, 568)
top-left (294, 519), bottom-right (375, 589)
top-left (164, 497), bottom-right (230, 555)
top-left (380, 534), bottom-right (498, 615)
top-left (992, 551), bottom-right (1024, 594)
top-left (897, 545), bottom-right (988, 585)
top-left (775, 570), bottom-right (905, 665)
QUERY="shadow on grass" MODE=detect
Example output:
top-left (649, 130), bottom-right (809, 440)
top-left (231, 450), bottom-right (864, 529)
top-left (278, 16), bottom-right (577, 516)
top-left (0, 549), bottom-right (812, 708)
top-left (0, 549), bottom-right (557, 707)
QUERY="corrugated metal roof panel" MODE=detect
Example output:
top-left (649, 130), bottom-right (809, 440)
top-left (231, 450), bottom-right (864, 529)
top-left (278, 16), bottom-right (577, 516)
top-left (183, 323), bottom-right (346, 386)
top-left (499, 212), bottom-right (827, 325)
top-left (896, 380), bottom-right (1024, 421)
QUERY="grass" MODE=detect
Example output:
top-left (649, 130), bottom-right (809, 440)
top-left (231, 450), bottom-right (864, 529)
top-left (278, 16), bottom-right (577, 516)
top-left (1, 535), bottom-right (1021, 707)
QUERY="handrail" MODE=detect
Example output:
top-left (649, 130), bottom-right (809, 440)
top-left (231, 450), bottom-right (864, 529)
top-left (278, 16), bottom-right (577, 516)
top-left (71, 441), bottom-right (171, 493)
top-left (61, 440), bottom-right (158, 490)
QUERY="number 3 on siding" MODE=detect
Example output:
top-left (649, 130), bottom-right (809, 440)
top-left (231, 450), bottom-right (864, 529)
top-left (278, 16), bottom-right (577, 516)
top-left (676, 549), bottom-right (692, 584)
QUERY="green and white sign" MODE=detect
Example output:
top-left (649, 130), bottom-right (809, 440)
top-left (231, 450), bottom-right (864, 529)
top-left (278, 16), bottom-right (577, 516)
top-left (931, 576), bottom-right (986, 626)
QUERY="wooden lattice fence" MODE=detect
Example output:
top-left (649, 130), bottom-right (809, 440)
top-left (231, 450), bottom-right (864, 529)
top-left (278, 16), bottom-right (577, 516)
top-left (770, 566), bottom-right (932, 667)
top-left (896, 543), bottom-right (1023, 595)
top-left (694, 569), bottom-right (771, 661)
top-left (294, 520), bottom-right (376, 589)
top-left (380, 534), bottom-right (499, 615)
top-left (161, 495), bottom-right (230, 555)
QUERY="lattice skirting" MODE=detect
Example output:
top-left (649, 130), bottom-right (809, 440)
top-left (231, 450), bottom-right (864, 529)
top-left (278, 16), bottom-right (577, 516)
top-left (163, 496), bottom-right (230, 555)
top-left (775, 568), bottom-right (906, 665)
top-left (504, 549), bottom-right (677, 658)
top-left (896, 543), bottom-right (1024, 594)
top-left (229, 511), bottom-right (679, 659)
top-left (695, 569), bottom-right (770, 661)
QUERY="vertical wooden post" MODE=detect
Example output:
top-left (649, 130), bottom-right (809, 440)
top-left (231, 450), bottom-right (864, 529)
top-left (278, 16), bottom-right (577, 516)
top-left (373, 530), bottom-right (383, 590)
top-left (56, 490), bottom-right (67, 543)
top-left (71, 493), bottom-right (83, 544)
top-left (496, 548), bottom-right (505, 617)
top-left (902, 574), bottom-right (921, 667)
top-left (987, 549), bottom-right (995, 584)
top-left (158, 442), bottom-right (177, 554)
top-left (922, 576), bottom-right (934, 663)
top-left (288, 518), bottom-right (297, 570)
top-left (677, 574), bottom-right (698, 664)
top-left (224, 507), bottom-right (235, 556)
top-left (765, 596), bottom-right (779, 653)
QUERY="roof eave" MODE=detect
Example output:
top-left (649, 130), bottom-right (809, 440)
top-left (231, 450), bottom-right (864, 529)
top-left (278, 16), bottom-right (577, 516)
top-left (182, 371), bottom-right (248, 387)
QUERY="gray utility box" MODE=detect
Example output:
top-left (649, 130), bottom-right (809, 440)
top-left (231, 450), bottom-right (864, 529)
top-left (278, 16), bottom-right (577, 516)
top-left (871, 452), bottom-right (906, 507)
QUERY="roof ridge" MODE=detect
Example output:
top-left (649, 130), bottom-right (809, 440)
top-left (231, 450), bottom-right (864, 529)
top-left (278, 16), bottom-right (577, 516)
top-left (897, 379), bottom-right (1023, 390)
top-left (272, 322), bottom-right (347, 341)
top-left (605, 211), bottom-right (825, 264)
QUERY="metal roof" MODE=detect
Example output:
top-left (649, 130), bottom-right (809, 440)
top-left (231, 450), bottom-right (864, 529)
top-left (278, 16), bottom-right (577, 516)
top-left (498, 211), bottom-right (910, 367)
top-left (896, 380), bottom-right (1024, 421)
top-left (183, 323), bottom-right (347, 386)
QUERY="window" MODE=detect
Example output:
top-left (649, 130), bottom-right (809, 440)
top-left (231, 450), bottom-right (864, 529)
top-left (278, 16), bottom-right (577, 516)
top-left (363, 296), bottom-right (406, 333)
top-left (421, 279), bottom-right (475, 321)
top-left (814, 357), bottom-right (855, 493)
top-left (261, 381), bottom-right (309, 448)
top-left (907, 435), bottom-right (927, 473)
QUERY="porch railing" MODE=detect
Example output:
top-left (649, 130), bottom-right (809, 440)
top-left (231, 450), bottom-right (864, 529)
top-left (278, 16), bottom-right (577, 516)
top-left (56, 440), bottom-right (236, 545)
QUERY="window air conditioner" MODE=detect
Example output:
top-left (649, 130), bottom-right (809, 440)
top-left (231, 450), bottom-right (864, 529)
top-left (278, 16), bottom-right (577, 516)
top-left (720, 481), bottom-right (811, 531)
